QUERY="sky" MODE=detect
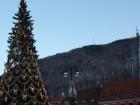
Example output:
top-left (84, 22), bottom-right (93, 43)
top-left (0, 0), bottom-right (140, 74)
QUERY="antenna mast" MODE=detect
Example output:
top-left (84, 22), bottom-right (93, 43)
top-left (136, 26), bottom-right (140, 78)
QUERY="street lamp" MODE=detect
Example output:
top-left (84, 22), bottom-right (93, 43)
top-left (63, 65), bottom-right (80, 104)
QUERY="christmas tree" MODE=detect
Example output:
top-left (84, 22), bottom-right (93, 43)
top-left (0, 0), bottom-right (49, 105)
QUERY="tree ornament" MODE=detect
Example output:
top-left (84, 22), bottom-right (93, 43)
top-left (0, 91), bottom-right (3, 97)
top-left (4, 96), bottom-right (8, 103)
top-left (30, 85), bottom-right (35, 93)
top-left (22, 93), bottom-right (27, 101)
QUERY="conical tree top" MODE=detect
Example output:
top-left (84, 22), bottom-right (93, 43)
top-left (0, 0), bottom-right (50, 105)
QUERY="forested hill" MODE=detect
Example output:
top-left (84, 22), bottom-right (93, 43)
top-left (38, 36), bottom-right (140, 96)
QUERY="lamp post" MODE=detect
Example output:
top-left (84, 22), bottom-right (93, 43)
top-left (63, 65), bottom-right (80, 105)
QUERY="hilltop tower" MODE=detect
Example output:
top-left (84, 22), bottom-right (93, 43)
top-left (136, 26), bottom-right (140, 78)
top-left (0, 0), bottom-right (49, 104)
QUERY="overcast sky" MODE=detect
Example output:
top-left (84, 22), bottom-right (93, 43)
top-left (0, 0), bottom-right (140, 74)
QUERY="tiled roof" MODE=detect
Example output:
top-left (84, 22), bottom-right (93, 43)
top-left (100, 79), bottom-right (140, 101)
top-left (77, 88), bottom-right (101, 101)
top-left (50, 96), bottom-right (64, 103)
